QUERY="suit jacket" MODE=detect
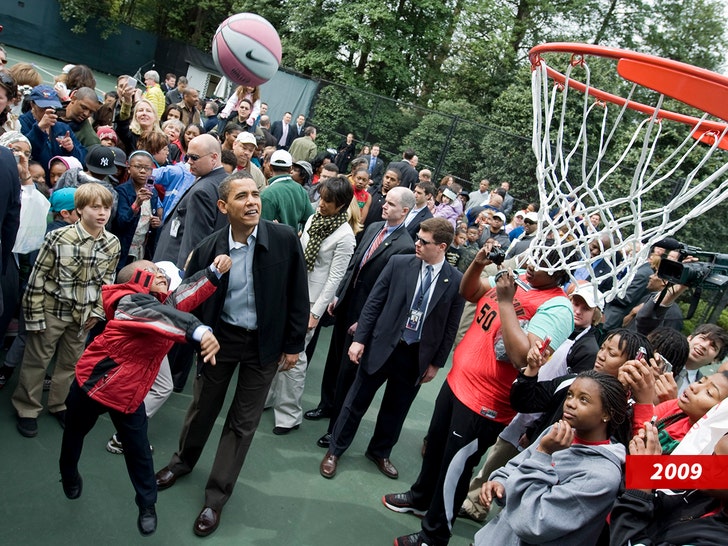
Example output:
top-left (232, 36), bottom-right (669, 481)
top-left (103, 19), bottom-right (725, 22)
top-left (270, 120), bottom-right (294, 150)
top-left (186, 220), bottom-right (310, 365)
top-left (354, 255), bottom-right (465, 376)
top-left (362, 154), bottom-right (385, 185)
top-left (334, 221), bottom-right (414, 323)
top-left (405, 207), bottom-right (434, 240)
top-left (387, 159), bottom-right (418, 190)
top-left (0, 147), bottom-right (20, 281)
top-left (153, 166), bottom-right (228, 268)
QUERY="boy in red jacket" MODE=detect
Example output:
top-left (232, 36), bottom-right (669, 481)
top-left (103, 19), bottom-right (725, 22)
top-left (59, 255), bottom-right (231, 536)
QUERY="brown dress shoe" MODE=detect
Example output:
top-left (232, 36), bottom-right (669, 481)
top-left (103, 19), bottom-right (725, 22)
top-left (320, 452), bottom-right (338, 479)
top-left (365, 451), bottom-right (399, 479)
top-left (193, 506), bottom-right (220, 537)
top-left (155, 466), bottom-right (182, 490)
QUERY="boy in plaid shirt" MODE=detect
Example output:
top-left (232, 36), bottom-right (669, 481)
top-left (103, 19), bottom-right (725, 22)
top-left (12, 183), bottom-right (120, 438)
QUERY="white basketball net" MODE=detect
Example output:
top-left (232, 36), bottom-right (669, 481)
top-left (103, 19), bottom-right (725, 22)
top-left (528, 50), bottom-right (728, 303)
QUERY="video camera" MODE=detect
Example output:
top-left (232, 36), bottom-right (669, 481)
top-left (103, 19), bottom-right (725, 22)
top-left (657, 244), bottom-right (728, 288)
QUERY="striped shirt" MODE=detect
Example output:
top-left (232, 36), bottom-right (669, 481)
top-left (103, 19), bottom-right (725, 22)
top-left (23, 222), bottom-right (120, 331)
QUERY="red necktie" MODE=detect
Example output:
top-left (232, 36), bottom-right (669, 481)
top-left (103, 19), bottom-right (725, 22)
top-left (361, 227), bottom-right (387, 266)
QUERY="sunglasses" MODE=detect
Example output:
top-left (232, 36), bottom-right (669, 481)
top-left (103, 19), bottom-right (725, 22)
top-left (186, 152), bottom-right (212, 162)
top-left (523, 220), bottom-right (536, 225)
top-left (415, 236), bottom-right (436, 246)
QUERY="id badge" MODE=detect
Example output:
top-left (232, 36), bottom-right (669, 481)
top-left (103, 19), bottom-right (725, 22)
top-left (170, 218), bottom-right (181, 237)
top-left (406, 309), bottom-right (423, 331)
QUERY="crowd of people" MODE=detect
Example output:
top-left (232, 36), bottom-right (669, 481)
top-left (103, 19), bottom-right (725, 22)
top-left (1, 47), bottom-right (727, 545)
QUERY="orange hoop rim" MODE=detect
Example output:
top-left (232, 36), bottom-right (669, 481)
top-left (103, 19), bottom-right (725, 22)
top-left (529, 42), bottom-right (728, 138)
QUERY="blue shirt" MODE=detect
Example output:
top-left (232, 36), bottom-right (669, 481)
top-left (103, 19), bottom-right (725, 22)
top-left (221, 226), bottom-right (258, 329)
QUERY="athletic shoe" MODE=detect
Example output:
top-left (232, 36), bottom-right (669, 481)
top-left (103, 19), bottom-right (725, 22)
top-left (393, 532), bottom-right (428, 546)
top-left (382, 491), bottom-right (427, 517)
top-left (106, 433), bottom-right (153, 455)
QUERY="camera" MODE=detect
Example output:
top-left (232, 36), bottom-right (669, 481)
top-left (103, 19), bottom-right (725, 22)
top-left (658, 252), bottom-right (728, 288)
top-left (486, 246), bottom-right (506, 266)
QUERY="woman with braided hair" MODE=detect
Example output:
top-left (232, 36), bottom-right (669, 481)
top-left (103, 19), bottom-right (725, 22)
top-left (475, 371), bottom-right (630, 546)
top-left (266, 175), bottom-right (356, 435)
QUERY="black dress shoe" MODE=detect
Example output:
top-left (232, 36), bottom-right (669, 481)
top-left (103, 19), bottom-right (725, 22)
top-left (272, 424), bottom-right (300, 435)
top-left (155, 466), bottom-right (185, 490)
top-left (138, 505), bottom-right (157, 536)
top-left (365, 451), bottom-right (399, 479)
top-left (61, 472), bottom-right (83, 499)
top-left (316, 432), bottom-right (332, 448)
top-left (304, 407), bottom-right (331, 420)
top-left (194, 506), bottom-right (220, 537)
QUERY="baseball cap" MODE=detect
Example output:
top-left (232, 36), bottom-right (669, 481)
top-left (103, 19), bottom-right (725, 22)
top-left (515, 210), bottom-right (525, 218)
top-left (50, 187), bottom-right (77, 212)
top-left (270, 149), bottom-right (293, 168)
top-left (293, 160), bottom-right (313, 180)
top-left (29, 85), bottom-right (62, 109)
top-left (524, 211), bottom-right (539, 223)
top-left (492, 212), bottom-right (506, 222)
top-left (569, 284), bottom-right (604, 310)
top-left (235, 132), bottom-right (257, 146)
top-left (442, 188), bottom-right (457, 201)
top-left (85, 145), bottom-right (117, 175)
top-left (108, 146), bottom-right (127, 168)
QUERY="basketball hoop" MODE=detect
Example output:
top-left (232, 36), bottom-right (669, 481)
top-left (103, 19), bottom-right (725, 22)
top-left (527, 42), bottom-right (728, 303)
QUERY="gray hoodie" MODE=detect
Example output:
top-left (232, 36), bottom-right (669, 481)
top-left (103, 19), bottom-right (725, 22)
top-left (474, 426), bottom-right (625, 546)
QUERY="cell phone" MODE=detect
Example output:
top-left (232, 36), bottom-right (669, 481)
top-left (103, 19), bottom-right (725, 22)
top-left (539, 336), bottom-right (552, 356)
top-left (145, 182), bottom-right (154, 192)
top-left (127, 77), bottom-right (138, 88)
top-left (656, 353), bottom-right (673, 374)
top-left (55, 107), bottom-right (65, 115)
top-left (635, 346), bottom-right (646, 361)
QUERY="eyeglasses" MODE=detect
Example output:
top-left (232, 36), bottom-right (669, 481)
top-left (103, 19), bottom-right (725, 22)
top-left (186, 152), bottom-right (212, 162)
top-left (129, 163), bottom-right (152, 171)
top-left (415, 236), bottom-right (436, 246)
top-left (143, 266), bottom-right (165, 276)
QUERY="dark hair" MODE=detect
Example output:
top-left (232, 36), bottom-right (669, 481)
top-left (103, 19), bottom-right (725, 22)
top-left (304, 126), bottom-right (316, 137)
top-left (603, 328), bottom-right (653, 361)
top-left (319, 175), bottom-right (354, 211)
top-left (384, 168), bottom-right (400, 182)
top-left (182, 123), bottom-right (204, 148)
top-left (67, 65), bottom-right (96, 91)
top-left (420, 217), bottom-right (455, 247)
top-left (218, 170), bottom-right (255, 201)
top-left (692, 324), bottom-right (728, 361)
top-left (239, 98), bottom-right (252, 108)
top-left (165, 73), bottom-right (176, 81)
top-left (161, 104), bottom-right (183, 123)
top-left (415, 182), bottom-right (436, 197)
top-left (223, 123), bottom-right (244, 138)
top-left (220, 149), bottom-right (237, 169)
top-left (647, 327), bottom-right (689, 377)
top-left (0, 70), bottom-right (17, 127)
top-left (403, 149), bottom-right (415, 160)
top-left (574, 370), bottom-right (630, 446)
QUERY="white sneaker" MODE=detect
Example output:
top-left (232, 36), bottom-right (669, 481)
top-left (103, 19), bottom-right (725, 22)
top-left (106, 433), bottom-right (124, 454)
top-left (106, 433), bottom-right (153, 455)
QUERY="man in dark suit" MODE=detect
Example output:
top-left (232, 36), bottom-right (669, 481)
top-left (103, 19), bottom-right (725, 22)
top-left (303, 187), bottom-right (415, 446)
top-left (154, 173), bottom-right (309, 537)
top-left (270, 112), bottom-right (294, 150)
top-left (387, 148), bottom-right (419, 190)
top-left (405, 182), bottom-right (435, 240)
top-left (362, 143), bottom-right (385, 186)
top-left (154, 134), bottom-right (228, 269)
top-left (0, 146), bottom-right (21, 318)
top-left (320, 218), bottom-right (465, 479)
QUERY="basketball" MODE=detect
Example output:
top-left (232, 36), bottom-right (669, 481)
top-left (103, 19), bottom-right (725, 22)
top-left (212, 13), bottom-right (282, 87)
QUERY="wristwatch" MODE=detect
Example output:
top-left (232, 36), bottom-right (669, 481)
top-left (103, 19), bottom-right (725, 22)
top-left (311, 312), bottom-right (321, 320)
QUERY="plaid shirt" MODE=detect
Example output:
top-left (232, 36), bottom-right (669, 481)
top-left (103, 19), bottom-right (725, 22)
top-left (23, 222), bottom-right (120, 331)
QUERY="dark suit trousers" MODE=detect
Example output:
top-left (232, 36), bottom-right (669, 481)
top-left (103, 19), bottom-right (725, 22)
top-left (329, 341), bottom-right (421, 458)
top-left (316, 309), bottom-right (352, 413)
top-left (167, 322), bottom-right (277, 511)
top-left (60, 380), bottom-right (156, 508)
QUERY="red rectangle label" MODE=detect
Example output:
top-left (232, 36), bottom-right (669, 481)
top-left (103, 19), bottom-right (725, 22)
top-left (626, 456), bottom-right (728, 489)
